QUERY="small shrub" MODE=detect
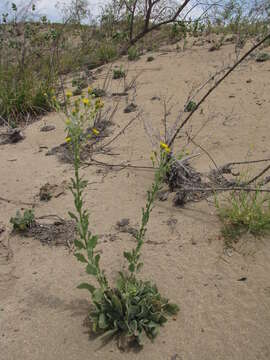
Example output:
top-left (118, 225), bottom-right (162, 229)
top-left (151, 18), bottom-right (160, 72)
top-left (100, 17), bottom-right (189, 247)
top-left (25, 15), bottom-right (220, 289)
top-left (10, 209), bottom-right (35, 232)
top-left (91, 88), bottom-right (106, 97)
top-left (215, 189), bottom-right (270, 242)
top-left (96, 43), bottom-right (117, 63)
top-left (147, 56), bottom-right (154, 62)
top-left (185, 101), bottom-right (197, 112)
top-left (256, 53), bottom-right (270, 62)
top-left (113, 67), bottom-right (126, 79)
top-left (39, 183), bottom-right (52, 201)
top-left (128, 47), bottom-right (139, 61)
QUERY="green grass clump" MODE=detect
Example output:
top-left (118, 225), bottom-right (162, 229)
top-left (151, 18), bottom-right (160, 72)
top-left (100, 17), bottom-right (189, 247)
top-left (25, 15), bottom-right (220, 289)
top-left (10, 209), bottom-right (35, 232)
top-left (128, 47), bottom-right (140, 61)
top-left (113, 67), bottom-right (126, 79)
top-left (0, 66), bottom-right (55, 126)
top-left (215, 189), bottom-right (270, 242)
top-left (185, 100), bottom-right (197, 112)
top-left (256, 52), bottom-right (270, 62)
top-left (96, 43), bottom-right (117, 63)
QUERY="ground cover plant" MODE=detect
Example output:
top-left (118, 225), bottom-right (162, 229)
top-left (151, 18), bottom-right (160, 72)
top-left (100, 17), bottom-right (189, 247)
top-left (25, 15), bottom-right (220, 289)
top-left (63, 91), bottom-right (179, 348)
top-left (215, 187), bottom-right (270, 242)
top-left (10, 209), bottom-right (35, 232)
top-left (113, 66), bottom-right (126, 79)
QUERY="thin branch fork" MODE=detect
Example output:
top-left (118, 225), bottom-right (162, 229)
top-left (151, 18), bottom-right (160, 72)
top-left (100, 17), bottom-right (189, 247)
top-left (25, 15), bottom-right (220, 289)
top-left (98, 110), bottom-right (142, 150)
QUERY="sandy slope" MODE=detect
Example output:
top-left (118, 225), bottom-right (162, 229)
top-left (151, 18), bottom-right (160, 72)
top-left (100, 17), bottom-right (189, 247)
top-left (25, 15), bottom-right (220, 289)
top-left (1, 41), bottom-right (270, 360)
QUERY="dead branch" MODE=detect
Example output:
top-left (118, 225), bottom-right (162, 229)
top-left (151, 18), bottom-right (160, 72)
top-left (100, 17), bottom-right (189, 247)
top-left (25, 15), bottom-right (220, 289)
top-left (247, 164), bottom-right (270, 185)
top-left (100, 110), bottom-right (142, 150)
top-left (177, 186), bottom-right (270, 193)
top-left (168, 32), bottom-right (270, 147)
top-left (0, 196), bottom-right (35, 207)
top-left (186, 132), bottom-right (218, 169)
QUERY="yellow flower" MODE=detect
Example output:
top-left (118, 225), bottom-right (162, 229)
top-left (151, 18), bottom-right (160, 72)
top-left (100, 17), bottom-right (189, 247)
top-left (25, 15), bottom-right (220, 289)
top-left (95, 98), bottom-right (104, 109)
top-left (87, 86), bottom-right (93, 94)
top-left (160, 141), bottom-right (170, 153)
top-left (82, 98), bottom-right (89, 106)
top-left (65, 137), bottom-right (71, 143)
top-left (52, 95), bottom-right (56, 101)
top-left (65, 118), bottom-right (71, 125)
top-left (66, 91), bottom-right (72, 98)
top-left (92, 128), bottom-right (99, 135)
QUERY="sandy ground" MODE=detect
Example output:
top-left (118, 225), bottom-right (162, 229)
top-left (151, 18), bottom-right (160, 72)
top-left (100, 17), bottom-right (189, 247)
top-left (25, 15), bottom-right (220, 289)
top-left (1, 41), bottom-right (270, 360)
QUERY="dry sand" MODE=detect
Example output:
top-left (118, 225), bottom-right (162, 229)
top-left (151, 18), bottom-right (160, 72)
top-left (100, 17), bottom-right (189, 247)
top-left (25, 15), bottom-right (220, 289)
top-left (1, 41), bottom-right (270, 360)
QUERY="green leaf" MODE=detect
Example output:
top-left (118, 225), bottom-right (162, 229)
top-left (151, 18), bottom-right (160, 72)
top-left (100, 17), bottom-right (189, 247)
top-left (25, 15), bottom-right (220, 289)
top-left (129, 319), bottom-right (138, 333)
top-left (128, 263), bottom-right (135, 273)
top-left (136, 262), bottom-right (143, 272)
top-left (77, 282), bottom-right (96, 294)
top-left (164, 303), bottom-right (179, 315)
top-left (86, 263), bottom-right (98, 275)
top-left (74, 252), bottom-right (88, 263)
top-left (68, 211), bottom-right (78, 222)
top-left (89, 235), bottom-right (98, 249)
top-left (123, 251), bottom-right (132, 262)
top-left (95, 254), bottom-right (100, 267)
top-left (93, 288), bottom-right (104, 302)
top-left (111, 294), bottom-right (123, 316)
top-left (151, 325), bottom-right (159, 338)
top-left (98, 313), bottom-right (109, 329)
top-left (74, 239), bottom-right (85, 250)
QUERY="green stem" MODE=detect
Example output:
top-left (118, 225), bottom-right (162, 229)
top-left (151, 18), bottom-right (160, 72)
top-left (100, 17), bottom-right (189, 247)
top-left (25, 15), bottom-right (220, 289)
top-left (72, 135), bottom-right (107, 290)
top-left (125, 153), bottom-right (169, 274)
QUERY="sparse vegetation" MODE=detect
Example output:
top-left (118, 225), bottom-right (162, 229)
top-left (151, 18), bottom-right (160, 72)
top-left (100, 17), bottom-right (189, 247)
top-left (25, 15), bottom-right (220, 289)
top-left (128, 46), bottom-right (139, 61)
top-left (185, 100), bottom-right (197, 112)
top-left (215, 189), bottom-right (270, 243)
top-left (10, 209), bottom-right (35, 231)
top-left (256, 52), bottom-right (270, 62)
top-left (113, 66), bottom-right (126, 79)
top-left (2, 0), bottom-right (270, 356)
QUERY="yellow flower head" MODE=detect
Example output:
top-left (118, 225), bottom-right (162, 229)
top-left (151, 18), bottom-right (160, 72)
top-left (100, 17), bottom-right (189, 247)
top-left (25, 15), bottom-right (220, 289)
top-left (165, 147), bottom-right (171, 153)
top-left (65, 118), bottom-right (71, 125)
top-left (160, 141), bottom-right (170, 153)
top-left (87, 86), bottom-right (93, 94)
top-left (66, 91), bottom-right (72, 98)
top-left (82, 98), bottom-right (89, 106)
top-left (92, 128), bottom-right (99, 136)
top-left (65, 137), bottom-right (71, 143)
